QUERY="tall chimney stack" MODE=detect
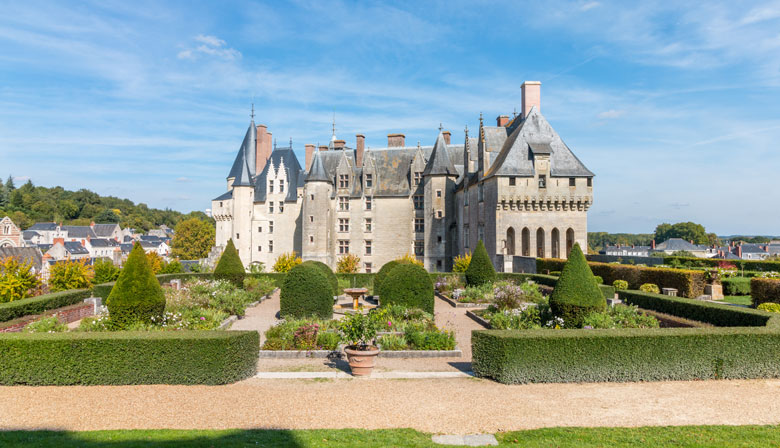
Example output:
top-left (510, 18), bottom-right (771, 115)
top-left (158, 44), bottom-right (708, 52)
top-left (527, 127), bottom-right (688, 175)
top-left (387, 133), bottom-right (405, 148)
top-left (355, 134), bottom-right (365, 167)
top-left (305, 144), bottom-right (315, 171)
top-left (521, 81), bottom-right (541, 118)
top-left (256, 124), bottom-right (272, 174)
top-left (334, 139), bottom-right (346, 150)
top-left (319, 145), bottom-right (328, 152)
top-left (442, 131), bottom-right (451, 145)
top-left (496, 115), bottom-right (509, 127)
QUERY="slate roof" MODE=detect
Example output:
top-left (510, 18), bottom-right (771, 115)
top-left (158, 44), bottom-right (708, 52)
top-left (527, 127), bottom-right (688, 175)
top-left (740, 243), bottom-right (769, 254)
top-left (0, 247), bottom-right (43, 270)
top-left (22, 230), bottom-right (40, 240)
top-left (653, 238), bottom-right (701, 252)
top-left (92, 223), bottom-right (119, 238)
top-left (227, 121), bottom-right (257, 185)
top-left (28, 222), bottom-right (58, 231)
top-left (213, 190), bottom-right (233, 201)
top-left (139, 240), bottom-right (164, 249)
top-left (64, 241), bottom-right (89, 255)
top-left (61, 226), bottom-right (97, 239)
top-left (254, 147), bottom-right (305, 202)
top-left (306, 150), bottom-right (330, 183)
top-left (89, 238), bottom-right (119, 248)
top-left (120, 243), bottom-right (134, 253)
top-left (37, 244), bottom-right (52, 252)
top-left (423, 132), bottom-right (458, 176)
top-left (484, 107), bottom-right (594, 179)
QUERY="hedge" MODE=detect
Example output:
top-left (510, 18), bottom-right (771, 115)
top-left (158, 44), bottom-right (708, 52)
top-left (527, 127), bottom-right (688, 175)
top-left (374, 260), bottom-right (402, 299)
top-left (279, 263), bottom-right (333, 319)
top-left (537, 258), bottom-right (705, 298)
top-left (0, 331), bottom-right (259, 385)
top-left (722, 277), bottom-right (751, 296)
top-left (751, 278), bottom-right (780, 307)
top-left (0, 289), bottom-right (91, 323)
top-left (302, 261), bottom-right (338, 296)
top-left (663, 256), bottom-right (780, 272)
top-left (472, 327), bottom-right (780, 384)
top-left (381, 263), bottom-right (434, 313)
top-left (618, 290), bottom-right (778, 328)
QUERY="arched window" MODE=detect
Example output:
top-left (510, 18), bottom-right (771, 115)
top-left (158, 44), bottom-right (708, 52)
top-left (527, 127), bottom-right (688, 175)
top-left (521, 228), bottom-right (530, 257)
top-left (551, 228), bottom-right (560, 259)
top-left (566, 228), bottom-right (575, 257)
top-left (506, 227), bottom-right (515, 255)
top-left (536, 228), bottom-right (545, 258)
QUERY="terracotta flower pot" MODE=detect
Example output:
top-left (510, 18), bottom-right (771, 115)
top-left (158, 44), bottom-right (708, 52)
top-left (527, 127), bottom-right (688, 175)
top-left (344, 345), bottom-right (380, 376)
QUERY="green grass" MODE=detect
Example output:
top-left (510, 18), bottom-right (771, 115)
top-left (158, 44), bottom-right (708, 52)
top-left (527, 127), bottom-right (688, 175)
top-left (2, 426), bottom-right (780, 447)
top-left (721, 295), bottom-right (753, 306)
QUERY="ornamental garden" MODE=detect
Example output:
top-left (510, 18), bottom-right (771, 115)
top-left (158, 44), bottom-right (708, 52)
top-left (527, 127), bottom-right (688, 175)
top-left (1, 237), bottom-right (780, 385)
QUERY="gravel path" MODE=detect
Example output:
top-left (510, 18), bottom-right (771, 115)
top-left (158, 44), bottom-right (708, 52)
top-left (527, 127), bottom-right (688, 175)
top-left (3, 379), bottom-right (780, 433)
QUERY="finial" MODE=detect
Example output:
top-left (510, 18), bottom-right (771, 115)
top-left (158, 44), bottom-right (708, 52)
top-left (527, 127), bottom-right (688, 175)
top-left (512, 107), bottom-right (517, 119)
top-left (439, 122), bottom-right (443, 132)
top-left (464, 125), bottom-right (469, 137)
top-left (289, 137), bottom-right (293, 148)
top-left (250, 102), bottom-right (255, 121)
top-left (274, 138), bottom-right (277, 150)
top-left (479, 112), bottom-right (483, 126)
top-left (332, 110), bottom-right (336, 137)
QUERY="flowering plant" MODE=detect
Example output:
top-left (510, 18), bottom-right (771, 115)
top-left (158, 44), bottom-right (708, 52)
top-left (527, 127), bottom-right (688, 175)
top-left (338, 311), bottom-right (377, 350)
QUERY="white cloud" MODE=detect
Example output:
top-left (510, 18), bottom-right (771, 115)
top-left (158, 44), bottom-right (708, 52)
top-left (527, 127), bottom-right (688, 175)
top-left (597, 109), bottom-right (625, 119)
top-left (580, 2), bottom-right (601, 11)
top-left (176, 177), bottom-right (191, 183)
top-left (178, 34), bottom-right (241, 60)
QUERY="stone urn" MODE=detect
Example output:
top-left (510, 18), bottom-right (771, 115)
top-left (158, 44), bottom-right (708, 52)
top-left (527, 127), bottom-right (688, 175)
top-left (344, 345), bottom-right (380, 376)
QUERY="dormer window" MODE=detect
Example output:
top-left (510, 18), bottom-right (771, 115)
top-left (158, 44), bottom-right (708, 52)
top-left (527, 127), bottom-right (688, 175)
top-left (587, 178), bottom-right (593, 187)
top-left (339, 174), bottom-right (349, 188)
top-left (269, 180), bottom-right (274, 193)
top-left (539, 175), bottom-right (547, 189)
top-left (279, 179), bottom-right (284, 192)
top-left (413, 171), bottom-right (422, 186)
top-left (365, 174), bottom-right (373, 188)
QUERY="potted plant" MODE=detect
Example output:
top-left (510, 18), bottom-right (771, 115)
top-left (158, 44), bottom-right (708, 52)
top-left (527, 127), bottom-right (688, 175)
top-left (338, 311), bottom-right (379, 376)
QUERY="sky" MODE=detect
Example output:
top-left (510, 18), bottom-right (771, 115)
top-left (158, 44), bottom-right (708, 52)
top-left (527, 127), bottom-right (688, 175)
top-left (1, 0), bottom-right (779, 234)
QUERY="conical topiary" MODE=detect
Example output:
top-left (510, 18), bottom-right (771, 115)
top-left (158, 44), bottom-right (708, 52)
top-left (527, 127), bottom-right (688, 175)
top-left (549, 242), bottom-right (606, 328)
top-left (214, 239), bottom-right (245, 286)
top-left (106, 242), bottom-right (165, 327)
top-left (465, 240), bottom-right (496, 286)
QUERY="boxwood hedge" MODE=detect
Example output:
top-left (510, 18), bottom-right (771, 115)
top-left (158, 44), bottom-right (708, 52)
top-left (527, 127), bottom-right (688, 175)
top-left (381, 263), bottom-right (434, 313)
top-left (0, 330), bottom-right (259, 385)
top-left (472, 327), bottom-right (780, 384)
top-left (0, 289), bottom-right (91, 323)
top-left (618, 290), bottom-right (778, 328)
top-left (279, 263), bottom-right (333, 319)
top-left (752, 278), bottom-right (780, 307)
top-left (722, 277), bottom-right (751, 296)
top-left (302, 260), bottom-right (338, 296)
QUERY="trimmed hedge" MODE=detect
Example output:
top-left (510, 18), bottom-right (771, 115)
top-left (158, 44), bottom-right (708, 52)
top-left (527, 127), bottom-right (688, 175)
top-left (465, 240), bottom-right (496, 286)
top-left (301, 261), bottom-right (338, 296)
top-left (752, 278), bottom-right (780, 307)
top-left (537, 258), bottom-right (706, 298)
top-left (0, 330), bottom-right (259, 385)
top-left (722, 277), bottom-right (751, 296)
top-left (106, 243), bottom-right (165, 327)
top-left (618, 290), bottom-right (778, 328)
top-left (472, 327), bottom-right (780, 384)
top-left (279, 263), bottom-right (333, 319)
top-left (663, 256), bottom-right (780, 272)
top-left (549, 243), bottom-right (606, 327)
top-left (381, 263), bottom-right (434, 313)
top-left (375, 260), bottom-right (402, 299)
top-left (0, 289), bottom-right (91, 323)
top-left (214, 239), bottom-right (245, 286)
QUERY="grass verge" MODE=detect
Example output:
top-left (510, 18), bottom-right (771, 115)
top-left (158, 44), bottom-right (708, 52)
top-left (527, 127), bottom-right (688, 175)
top-left (721, 295), bottom-right (753, 306)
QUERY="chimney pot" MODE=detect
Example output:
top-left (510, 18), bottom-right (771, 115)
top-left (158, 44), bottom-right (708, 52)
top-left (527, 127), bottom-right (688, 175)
top-left (319, 145), bottom-right (328, 152)
top-left (442, 131), bottom-right (451, 145)
top-left (496, 115), bottom-right (509, 127)
top-left (387, 133), bottom-right (405, 148)
top-left (355, 134), bottom-right (365, 167)
top-left (334, 139), bottom-right (346, 150)
top-left (305, 144), bottom-right (315, 171)
top-left (521, 81), bottom-right (541, 118)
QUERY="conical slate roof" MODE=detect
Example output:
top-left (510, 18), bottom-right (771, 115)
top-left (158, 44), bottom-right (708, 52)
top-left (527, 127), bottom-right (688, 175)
top-left (227, 121), bottom-right (257, 183)
top-left (423, 131), bottom-right (457, 176)
top-left (305, 150), bottom-right (330, 183)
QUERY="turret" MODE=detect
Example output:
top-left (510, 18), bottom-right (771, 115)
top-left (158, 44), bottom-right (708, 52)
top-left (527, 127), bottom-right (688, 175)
top-left (302, 151), bottom-right (333, 265)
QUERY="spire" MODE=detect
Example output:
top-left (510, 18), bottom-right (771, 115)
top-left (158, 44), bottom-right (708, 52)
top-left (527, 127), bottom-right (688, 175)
top-left (251, 102), bottom-right (255, 121)
top-left (329, 111), bottom-right (337, 149)
top-left (227, 120), bottom-right (257, 182)
top-left (306, 150), bottom-right (330, 183)
top-left (423, 131), bottom-right (457, 177)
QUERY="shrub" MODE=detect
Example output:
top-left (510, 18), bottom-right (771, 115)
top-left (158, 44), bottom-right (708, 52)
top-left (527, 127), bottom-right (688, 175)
top-left (377, 333), bottom-right (407, 350)
top-left (145, 252), bottom-right (163, 274)
top-left (247, 262), bottom-right (265, 273)
top-left (472, 327), bottom-right (780, 384)
top-left (316, 331), bottom-right (341, 350)
top-left (582, 305), bottom-right (659, 329)
top-left (452, 252), bottom-right (471, 273)
top-left (336, 253), bottom-right (361, 274)
top-left (465, 240), bottom-right (496, 287)
top-left (0, 289), bottom-right (91, 323)
top-left (0, 256), bottom-right (39, 303)
top-left (0, 331), bottom-right (259, 385)
top-left (751, 278), bottom-right (780, 307)
top-left (243, 276), bottom-right (276, 300)
top-left (213, 239), bottom-right (245, 286)
top-left (405, 329), bottom-right (456, 350)
top-left (549, 243), bottom-right (606, 328)
top-left (397, 253), bottom-right (423, 266)
top-left (758, 303), bottom-right (780, 313)
top-left (93, 258), bottom-right (120, 284)
top-left (160, 260), bottom-right (184, 274)
top-left (721, 277), bottom-right (751, 296)
top-left (301, 260), bottom-right (338, 296)
top-left (593, 275), bottom-right (603, 285)
top-left (613, 280), bottom-right (629, 290)
top-left (279, 263), bottom-right (332, 319)
top-left (106, 243), bottom-right (165, 327)
top-left (48, 258), bottom-right (94, 292)
top-left (375, 260), bottom-right (402, 299)
top-left (23, 315), bottom-right (68, 333)
top-left (272, 252), bottom-right (302, 273)
top-left (640, 283), bottom-right (660, 294)
top-left (381, 263), bottom-right (434, 314)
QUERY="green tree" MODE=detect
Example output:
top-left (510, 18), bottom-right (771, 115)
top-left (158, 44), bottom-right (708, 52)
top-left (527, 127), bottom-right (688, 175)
top-left (96, 208), bottom-right (120, 223)
top-left (170, 218), bottom-right (215, 260)
top-left (654, 222), bottom-right (709, 245)
top-left (5, 175), bottom-right (15, 192)
top-left (465, 240), bottom-right (496, 286)
top-left (106, 243), bottom-right (165, 327)
top-left (58, 200), bottom-right (80, 220)
top-left (214, 239), bottom-right (245, 286)
top-left (0, 256), bottom-right (39, 302)
top-left (48, 259), bottom-right (94, 292)
top-left (549, 243), bottom-right (606, 328)
top-left (93, 258), bottom-right (120, 284)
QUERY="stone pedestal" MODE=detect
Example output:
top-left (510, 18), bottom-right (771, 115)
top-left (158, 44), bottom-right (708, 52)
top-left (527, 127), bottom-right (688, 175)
top-left (705, 283), bottom-right (724, 301)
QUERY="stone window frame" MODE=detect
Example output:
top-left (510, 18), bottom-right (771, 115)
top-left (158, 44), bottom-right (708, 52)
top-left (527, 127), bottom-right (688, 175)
top-left (279, 179), bottom-right (285, 192)
top-left (414, 218), bottom-right (424, 233)
top-left (365, 218), bottom-right (372, 232)
top-left (413, 171), bottom-right (423, 186)
top-left (414, 240), bottom-right (424, 256)
top-left (269, 180), bottom-right (274, 193)
top-left (413, 195), bottom-right (424, 210)
top-left (338, 240), bottom-right (350, 254)
top-left (365, 173), bottom-right (373, 188)
top-left (268, 241), bottom-right (274, 253)
top-left (268, 202), bottom-right (274, 214)
top-left (279, 201), bottom-right (284, 213)
top-left (364, 262), bottom-right (372, 273)
top-left (365, 240), bottom-right (372, 255)
top-left (339, 196), bottom-right (349, 211)
top-left (269, 221), bottom-right (274, 233)
top-left (338, 218), bottom-right (349, 233)
top-left (365, 196), bottom-right (372, 210)
top-left (339, 174), bottom-right (349, 189)
top-left (569, 177), bottom-right (576, 187)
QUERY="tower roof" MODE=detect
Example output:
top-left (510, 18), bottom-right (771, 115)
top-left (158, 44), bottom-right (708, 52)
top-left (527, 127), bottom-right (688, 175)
top-left (423, 131), bottom-right (457, 176)
top-left (227, 120), bottom-right (257, 184)
top-left (305, 150), bottom-right (331, 183)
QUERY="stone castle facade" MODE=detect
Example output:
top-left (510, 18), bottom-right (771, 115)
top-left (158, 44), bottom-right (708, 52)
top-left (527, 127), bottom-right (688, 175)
top-left (212, 82), bottom-right (594, 272)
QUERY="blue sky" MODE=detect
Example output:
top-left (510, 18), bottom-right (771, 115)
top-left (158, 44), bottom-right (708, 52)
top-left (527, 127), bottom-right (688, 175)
top-left (1, 1), bottom-right (779, 234)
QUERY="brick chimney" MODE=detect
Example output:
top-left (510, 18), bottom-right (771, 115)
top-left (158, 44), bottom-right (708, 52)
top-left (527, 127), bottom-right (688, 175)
top-left (496, 115), bottom-right (509, 127)
top-left (388, 133), bottom-right (405, 148)
top-left (256, 124), bottom-right (272, 174)
top-left (521, 81), bottom-right (541, 118)
top-left (305, 144), bottom-right (315, 171)
top-left (334, 139), bottom-right (346, 150)
top-left (442, 131), bottom-right (451, 145)
top-left (737, 245), bottom-right (743, 258)
top-left (651, 240), bottom-right (656, 250)
top-left (53, 237), bottom-right (64, 245)
top-left (319, 145), bottom-right (328, 152)
top-left (355, 134), bottom-right (365, 167)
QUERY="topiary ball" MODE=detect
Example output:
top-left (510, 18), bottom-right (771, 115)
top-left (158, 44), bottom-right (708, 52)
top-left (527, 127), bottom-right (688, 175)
top-left (465, 240), bottom-right (496, 287)
top-left (106, 242), bottom-right (165, 327)
top-left (380, 263), bottom-right (434, 314)
top-left (280, 263), bottom-right (333, 319)
top-left (301, 260), bottom-right (338, 297)
top-left (549, 243), bottom-right (606, 328)
top-left (375, 260), bottom-right (402, 299)
top-left (214, 239), bottom-right (245, 287)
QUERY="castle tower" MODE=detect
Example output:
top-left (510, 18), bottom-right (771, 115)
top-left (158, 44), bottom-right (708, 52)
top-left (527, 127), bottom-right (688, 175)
top-left (302, 151), bottom-right (333, 265)
top-left (422, 131), bottom-right (458, 272)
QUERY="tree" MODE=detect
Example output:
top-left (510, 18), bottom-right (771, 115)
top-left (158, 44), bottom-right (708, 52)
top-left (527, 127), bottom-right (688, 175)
top-left (214, 239), bottom-right (245, 286)
top-left (96, 208), bottom-right (120, 223)
top-left (106, 243), bottom-right (165, 326)
top-left (5, 175), bottom-right (15, 192)
top-left (272, 252), bottom-right (302, 273)
top-left (336, 253), bottom-right (361, 273)
top-left (170, 218), bottom-right (215, 260)
top-left (160, 259), bottom-right (183, 274)
top-left (145, 251), bottom-right (163, 274)
top-left (48, 258), bottom-right (94, 292)
top-left (93, 258), bottom-right (120, 284)
top-left (465, 240), bottom-right (496, 286)
top-left (58, 200), bottom-right (80, 220)
top-left (0, 256), bottom-right (39, 302)
top-left (452, 252), bottom-right (471, 273)
top-left (654, 222), bottom-right (709, 245)
top-left (549, 243), bottom-right (606, 328)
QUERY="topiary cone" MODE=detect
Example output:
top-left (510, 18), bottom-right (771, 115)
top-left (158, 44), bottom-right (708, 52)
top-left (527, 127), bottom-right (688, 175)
top-left (465, 240), bottom-right (496, 286)
top-left (549, 242), bottom-right (606, 328)
top-left (214, 239), bottom-right (245, 286)
top-left (106, 242), bottom-right (165, 327)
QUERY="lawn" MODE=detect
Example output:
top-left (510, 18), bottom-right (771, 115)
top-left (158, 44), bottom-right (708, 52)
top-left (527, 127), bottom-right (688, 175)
top-left (720, 295), bottom-right (753, 306)
top-left (2, 425), bottom-right (780, 447)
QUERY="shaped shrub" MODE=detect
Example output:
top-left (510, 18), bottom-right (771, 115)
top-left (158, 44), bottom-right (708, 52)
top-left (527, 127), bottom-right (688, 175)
top-left (106, 243), bottom-right (165, 327)
top-left (752, 278), bottom-right (780, 307)
top-left (722, 277), bottom-right (751, 296)
top-left (375, 260), bottom-right (402, 299)
top-left (613, 280), bottom-right (629, 290)
top-left (302, 260), bottom-right (338, 296)
top-left (280, 263), bottom-right (332, 319)
top-left (381, 263), bottom-right (434, 314)
top-left (549, 243), bottom-right (606, 328)
top-left (214, 239), bottom-right (245, 286)
top-left (640, 283), bottom-right (660, 294)
top-left (465, 240), bottom-right (496, 287)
